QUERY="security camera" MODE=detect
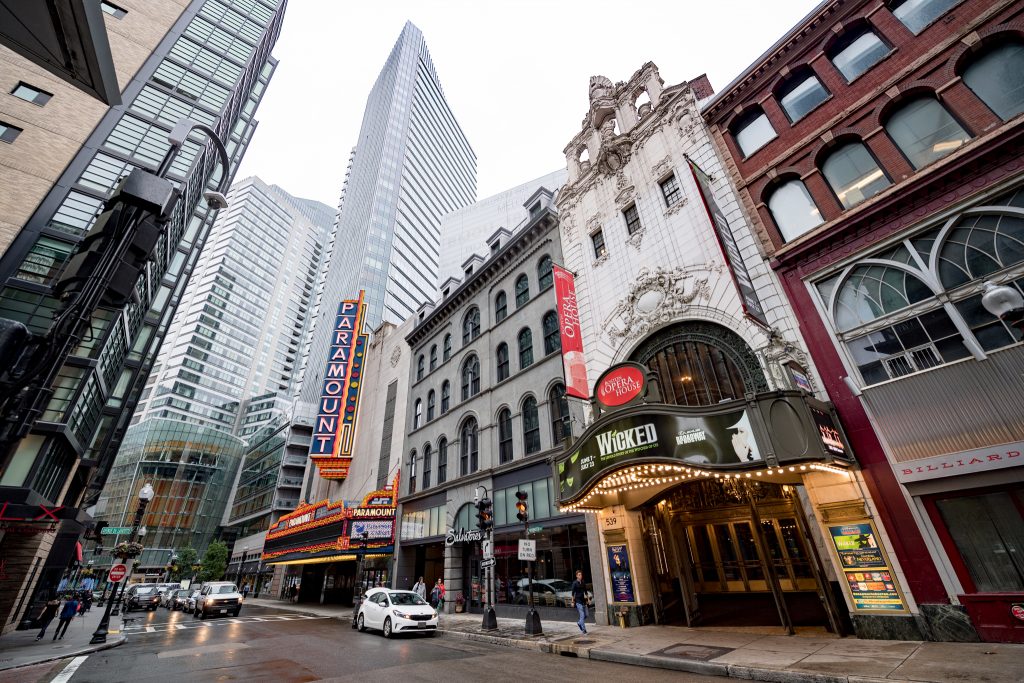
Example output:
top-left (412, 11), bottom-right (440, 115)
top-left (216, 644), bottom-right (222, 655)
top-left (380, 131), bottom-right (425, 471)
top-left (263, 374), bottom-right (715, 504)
top-left (203, 191), bottom-right (229, 210)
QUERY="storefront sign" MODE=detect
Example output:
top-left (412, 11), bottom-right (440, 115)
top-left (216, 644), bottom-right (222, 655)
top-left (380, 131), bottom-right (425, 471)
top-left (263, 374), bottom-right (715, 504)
top-left (309, 291), bottom-right (369, 481)
top-left (552, 264), bottom-right (589, 399)
top-left (595, 363), bottom-right (648, 410)
top-left (557, 409), bottom-right (762, 501)
top-left (607, 544), bottom-right (635, 603)
top-left (445, 528), bottom-right (482, 546)
top-left (1012, 604), bottom-right (1024, 622)
top-left (827, 520), bottom-right (908, 613)
top-left (829, 523), bottom-right (886, 569)
top-left (518, 539), bottom-right (536, 561)
top-left (688, 158), bottom-right (769, 328)
top-left (811, 407), bottom-right (849, 460)
top-left (893, 441), bottom-right (1024, 483)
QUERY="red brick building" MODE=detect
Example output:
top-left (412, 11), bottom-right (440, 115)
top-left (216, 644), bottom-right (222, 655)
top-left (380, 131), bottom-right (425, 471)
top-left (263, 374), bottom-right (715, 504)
top-left (704, 0), bottom-right (1024, 643)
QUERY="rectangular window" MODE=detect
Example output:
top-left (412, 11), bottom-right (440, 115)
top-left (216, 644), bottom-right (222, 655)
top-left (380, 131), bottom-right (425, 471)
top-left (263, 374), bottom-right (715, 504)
top-left (932, 488), bottom-right (1024, 592)
top-left (15, 237), bottom-right (76, 284)
top-left (623, 204), bottom-right (642, 235)
top-left (11, 82), bottom-right (52, 106)
top-left (100, 1), bottom-right (127, 18)
top-left (591, 229), bottom-right (607, 259)
top-left (660, 174), bottom-right (682, 207)
top-left (1, 121), bottom-right (23, 143)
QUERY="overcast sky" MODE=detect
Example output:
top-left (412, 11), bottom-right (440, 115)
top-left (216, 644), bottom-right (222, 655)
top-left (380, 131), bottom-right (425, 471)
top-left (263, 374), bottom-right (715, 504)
top-left (235, 0), bottom-right (819, 208)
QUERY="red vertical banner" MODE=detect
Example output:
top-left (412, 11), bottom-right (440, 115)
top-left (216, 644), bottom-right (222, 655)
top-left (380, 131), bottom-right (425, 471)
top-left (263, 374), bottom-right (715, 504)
top-left (552, 265), bottom-right (589, 399)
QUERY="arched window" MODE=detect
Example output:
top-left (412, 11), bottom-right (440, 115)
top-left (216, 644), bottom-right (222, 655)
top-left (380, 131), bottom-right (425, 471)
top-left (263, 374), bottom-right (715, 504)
top-left (460, 417), bottom-right (479, 475)
top-left (777, 70), bottom-right (829, 122)
top-left (767, 179), bottom-right (824, 241)
top-left (834, 263), bottom-right (933, 331)
top-left (461, 355), bottom-right (480, 400)
top-left (962, 41), bottom-right (1024, 121)
top-left (522, 396), bottom-right (540, 454)
top-left (515, 274), bottom-right (530, 307)
top-left (443, 334), bottom-right (452, 361)
top-left (731, 107), bottom-right (776, 157)
top-left (422, 443), bottom-right (432, 489)
top-left (542, 311), bottom-right (560, 354)
top-left (441, 380), bottom-right (450, 413)
top-left (429, 345), bottom-right (438, 371)
top-left (408, 450), bottom-right (417, 495)
top-left (936, 210), bottom-right (1024, 289)
top-left (537, 255), bottom-right (553, 290)
top-left (496, 342), bottom-right (510, 381)
top-left (413, 399), bottom-right (423, 429)
top-left (884, 97), bottom-right (969, 170)
top-left (427, 390), bottom-right (436, 421)
top-left (518, 328), bottom-right (534, 369)
top-left (416, 355), bottom-right (424, 381)
top-left (462, 307), bottom-right (480, 344)
top-left (889, 0), bottom-right (959, 35)
top-left (495, 291), bottom-right (508, 322)
top-left (550, 383), bottom-right (570, 445)
top-left (437, 438), bottom-right (448, 484)
top-left (821, 141), bottom-right (891, 209)
top-left (498, 408), bottom-right (513, 463)
top-left (826, 25), bottom-right (889, 82)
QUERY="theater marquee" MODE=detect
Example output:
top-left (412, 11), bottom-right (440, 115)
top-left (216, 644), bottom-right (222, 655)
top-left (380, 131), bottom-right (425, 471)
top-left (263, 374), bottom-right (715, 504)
top-left (309, 291), bottom-right (369, 481)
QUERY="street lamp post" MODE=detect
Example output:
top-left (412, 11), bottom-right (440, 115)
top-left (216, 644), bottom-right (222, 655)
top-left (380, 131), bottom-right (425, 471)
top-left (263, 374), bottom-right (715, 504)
top-left (90, 483), bottom-right (154, 644)
top-left (350, 531), bottom-right (370, 629)
top-left (474, 486), bottom-right (497, 631)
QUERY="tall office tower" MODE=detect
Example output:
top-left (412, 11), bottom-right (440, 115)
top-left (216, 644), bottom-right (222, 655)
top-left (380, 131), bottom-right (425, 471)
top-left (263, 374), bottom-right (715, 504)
top-left (93, 176), bottom-right (334, 571)
top-left (322, 20), bottom-right (475, 331)
top-left (0, 0), bottom-right (286, 632)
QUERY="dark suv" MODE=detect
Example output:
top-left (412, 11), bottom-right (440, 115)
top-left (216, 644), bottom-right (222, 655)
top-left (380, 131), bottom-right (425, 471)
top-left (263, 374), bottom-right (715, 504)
top-left (125, 585), bottom-right (161, 612)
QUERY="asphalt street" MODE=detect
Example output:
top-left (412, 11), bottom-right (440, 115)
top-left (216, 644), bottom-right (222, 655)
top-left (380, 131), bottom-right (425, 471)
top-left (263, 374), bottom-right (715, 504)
top-left (3, 604), bottom-right (719, 683)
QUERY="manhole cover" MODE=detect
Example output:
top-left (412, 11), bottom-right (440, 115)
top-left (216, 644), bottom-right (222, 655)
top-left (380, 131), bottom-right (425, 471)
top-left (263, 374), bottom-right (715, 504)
top-left (650, 643), bottom-right (733, 661)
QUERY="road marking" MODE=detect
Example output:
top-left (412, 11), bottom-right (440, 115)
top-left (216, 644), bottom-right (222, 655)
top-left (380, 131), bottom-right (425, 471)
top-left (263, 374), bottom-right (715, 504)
top-left (157, 642), bottom-right (250, 659)
top-left (52, 655), bottom-right (88, 683)
top-left (173, 624), bottom-right (186, 630)
top-left (145, 626), bottom-right (155, 633)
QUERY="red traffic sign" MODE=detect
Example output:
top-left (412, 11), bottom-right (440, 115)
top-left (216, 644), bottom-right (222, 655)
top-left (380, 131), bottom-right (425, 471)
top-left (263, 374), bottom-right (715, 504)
top-left (108, 564), bottom-right (127, 582)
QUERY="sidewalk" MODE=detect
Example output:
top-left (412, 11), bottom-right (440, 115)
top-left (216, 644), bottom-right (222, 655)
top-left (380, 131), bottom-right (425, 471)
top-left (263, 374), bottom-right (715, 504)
top-left (0, 606), bottom-right (125, 672)
top-left (247, 598), bottom-right (1024, 683)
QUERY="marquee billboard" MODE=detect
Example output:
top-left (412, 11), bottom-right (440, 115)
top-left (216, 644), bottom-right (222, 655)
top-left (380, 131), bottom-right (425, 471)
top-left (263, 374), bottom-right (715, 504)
top-left (308, 292), bottom-right (369, 481)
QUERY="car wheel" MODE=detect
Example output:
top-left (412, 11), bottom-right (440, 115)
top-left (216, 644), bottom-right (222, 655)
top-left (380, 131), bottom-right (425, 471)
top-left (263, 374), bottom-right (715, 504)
top-left (233, 608), bottom-right (241, 617)
top-left (383, 617), bottom-right (393, 639)
top-left (357, 614), bottom-right (366, 632)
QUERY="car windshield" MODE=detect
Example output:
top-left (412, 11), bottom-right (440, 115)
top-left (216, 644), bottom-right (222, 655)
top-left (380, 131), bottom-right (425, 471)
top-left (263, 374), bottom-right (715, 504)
top-left (388, 592), bottom-right (427, 606)
top-left (176, 590), bottom-right (189, 597)
top-left (137, 587), bottom-right (156, 594)
top-left (214, 585), bottom-right (236, 594)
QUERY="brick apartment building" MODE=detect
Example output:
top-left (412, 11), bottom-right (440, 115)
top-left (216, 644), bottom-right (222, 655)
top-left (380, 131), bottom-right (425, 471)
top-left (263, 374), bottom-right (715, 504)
top-left (704, 0), bottom-right (1024, 642)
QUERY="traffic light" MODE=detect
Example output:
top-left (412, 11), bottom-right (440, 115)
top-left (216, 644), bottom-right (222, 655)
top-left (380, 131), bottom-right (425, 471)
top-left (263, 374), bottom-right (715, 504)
top-left (515, 491), bottom-right (529, 523)
top-left (475, 497), bottom-right (494, 533)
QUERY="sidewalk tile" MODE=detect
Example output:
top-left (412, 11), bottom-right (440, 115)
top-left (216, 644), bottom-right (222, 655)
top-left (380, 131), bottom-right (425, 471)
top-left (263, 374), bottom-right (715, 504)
top-left (790, 653), bottom-right (905, 678)
top-left (744, 634), bottom-right (832, 654)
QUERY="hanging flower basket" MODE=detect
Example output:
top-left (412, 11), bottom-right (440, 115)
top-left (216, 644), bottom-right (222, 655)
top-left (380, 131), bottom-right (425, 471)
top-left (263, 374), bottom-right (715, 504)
top-left (112, 541), bottom-right (144, 560)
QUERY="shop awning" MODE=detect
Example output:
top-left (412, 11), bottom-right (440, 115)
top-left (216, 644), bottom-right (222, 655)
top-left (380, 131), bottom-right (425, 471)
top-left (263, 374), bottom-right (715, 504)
top-left (553, 390), bottom-right (854, 511)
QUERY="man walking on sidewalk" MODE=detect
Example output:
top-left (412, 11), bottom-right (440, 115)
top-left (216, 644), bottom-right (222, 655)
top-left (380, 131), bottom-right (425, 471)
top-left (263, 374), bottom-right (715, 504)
top-left (412, 577), bottom-right (426, 601)
top-left (52, 594), bottom-right (79, 640)
top-left (35, 597), bottom-right (60, 641)
top-left (571, 570), bottom-right (588, 635)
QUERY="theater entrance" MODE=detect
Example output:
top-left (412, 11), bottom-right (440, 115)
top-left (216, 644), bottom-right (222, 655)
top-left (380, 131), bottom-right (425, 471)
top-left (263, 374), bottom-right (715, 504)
top-left (641, 479), bottom-right (846, 634)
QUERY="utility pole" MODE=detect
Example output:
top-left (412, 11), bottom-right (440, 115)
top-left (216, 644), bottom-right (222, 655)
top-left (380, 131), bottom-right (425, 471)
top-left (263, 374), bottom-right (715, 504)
top-left (516, 491), bottom-right (541, 635)
top-left (475, 487), bottom-right (496, 630)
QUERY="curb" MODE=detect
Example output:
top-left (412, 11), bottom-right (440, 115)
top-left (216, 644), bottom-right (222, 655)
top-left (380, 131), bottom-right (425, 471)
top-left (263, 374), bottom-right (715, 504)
top-left (0, 635), bottom-right (125, 672)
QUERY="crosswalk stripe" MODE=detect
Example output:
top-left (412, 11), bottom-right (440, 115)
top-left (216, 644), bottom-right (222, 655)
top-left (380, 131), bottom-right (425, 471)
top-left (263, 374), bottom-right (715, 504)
top-left (174, 624), bottom-right (186, 630)
top-left (145, 626), bottom-right (155, 633)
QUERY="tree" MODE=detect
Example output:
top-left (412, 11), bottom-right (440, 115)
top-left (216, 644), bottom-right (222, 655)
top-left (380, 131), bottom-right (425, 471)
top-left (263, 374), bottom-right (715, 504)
top-left (171, 546), bottom-right (199, 582)
top-left (199, 541), bottom-right (228, 583)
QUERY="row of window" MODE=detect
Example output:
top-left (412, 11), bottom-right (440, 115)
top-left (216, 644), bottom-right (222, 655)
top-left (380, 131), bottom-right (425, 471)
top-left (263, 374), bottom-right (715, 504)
top-left (764, 35), bottom-right (1024, 243)
top-left (731, 0), bottom-right (964, 158)
top-left (407, 384), bottom-right (569, 494)
top-left (412, 311), bottom-right (562, 430)
top-left (589, 172), bottom-right (684, 260)
top-left (415, 254), bottom-right (554, 382)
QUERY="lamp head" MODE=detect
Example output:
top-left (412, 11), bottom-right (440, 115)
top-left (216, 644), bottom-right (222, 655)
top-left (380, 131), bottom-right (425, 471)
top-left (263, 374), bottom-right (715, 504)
top-left (981, 281), bottom-right (1024, 319)
top-left (203, 191), bottom-right (229, 210)
top-left (138, 483), bottom-right (154, 502)
top-left (137, 526), bottom-right (148, 538)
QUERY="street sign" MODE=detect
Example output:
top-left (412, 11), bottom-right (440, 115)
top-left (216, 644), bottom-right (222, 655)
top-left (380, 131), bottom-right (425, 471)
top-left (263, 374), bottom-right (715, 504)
top-left (100, 527), bottom-right (132, 535)
top-left (108, 564), bottom-right (127, 582)
top-left (528, 526), bottom-right (543, 534)
top-left (480, 558), bottom-right (496, 570)
top-left (518, 539), bottom-right (536, 561)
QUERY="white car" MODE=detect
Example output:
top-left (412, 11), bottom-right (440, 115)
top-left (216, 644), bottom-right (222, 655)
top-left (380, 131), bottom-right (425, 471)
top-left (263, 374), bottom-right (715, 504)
top-left (514, 578), bottom-right (592, 607)
top-left (356, 588), bottom-right (438, 638)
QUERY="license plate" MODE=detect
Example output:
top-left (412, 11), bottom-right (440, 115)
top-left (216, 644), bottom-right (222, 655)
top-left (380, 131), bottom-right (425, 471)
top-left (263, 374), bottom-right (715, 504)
top-left (220, 609), bottom-right (228, 613)
top-left (417, 622), bottom-right (426, 628)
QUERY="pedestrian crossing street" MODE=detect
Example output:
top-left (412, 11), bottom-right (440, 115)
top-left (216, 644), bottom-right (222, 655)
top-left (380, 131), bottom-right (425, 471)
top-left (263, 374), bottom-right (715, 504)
top-left (121, 614), bottom-right (329, 634)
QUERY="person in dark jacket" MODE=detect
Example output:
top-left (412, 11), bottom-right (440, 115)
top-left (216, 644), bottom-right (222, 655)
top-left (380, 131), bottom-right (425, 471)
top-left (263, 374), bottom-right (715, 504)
top-left (52, 595), bottom-right (79, 640)
top-left (571, 570), bottom-right (589, 634)
top-left (35, 597), bottom-right (60, 641)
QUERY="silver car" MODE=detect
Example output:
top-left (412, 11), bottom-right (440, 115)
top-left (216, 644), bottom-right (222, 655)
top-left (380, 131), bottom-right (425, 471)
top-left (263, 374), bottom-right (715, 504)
top-left (184, 589), bottom-right (202, 612)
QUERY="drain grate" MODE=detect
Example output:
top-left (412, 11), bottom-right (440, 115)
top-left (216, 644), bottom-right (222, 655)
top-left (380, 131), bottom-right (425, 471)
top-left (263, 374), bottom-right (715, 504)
top-left (649, 643), bottom-right (734, 661)
top-left (573, 639), bottom-right (596, 645)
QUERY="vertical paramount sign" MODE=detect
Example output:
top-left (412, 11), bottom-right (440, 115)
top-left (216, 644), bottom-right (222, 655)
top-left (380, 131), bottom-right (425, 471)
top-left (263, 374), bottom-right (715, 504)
top-left (553, 265), bottom-right (589, 399)
top-left (309, 291), bottom-right (369, 480)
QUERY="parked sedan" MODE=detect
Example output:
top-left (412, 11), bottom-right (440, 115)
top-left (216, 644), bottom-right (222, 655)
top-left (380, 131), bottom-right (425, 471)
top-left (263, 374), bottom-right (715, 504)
top-left (356, 588), bottom-right (437, 638)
